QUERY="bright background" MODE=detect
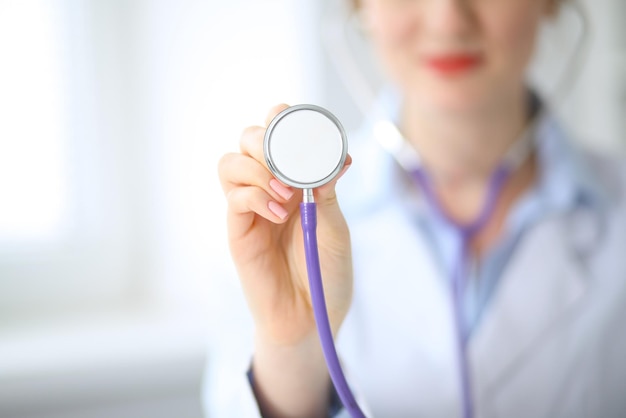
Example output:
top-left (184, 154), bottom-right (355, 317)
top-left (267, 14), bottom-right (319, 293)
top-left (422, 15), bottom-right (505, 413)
top-left (0, 1), bottom-right (624, 417)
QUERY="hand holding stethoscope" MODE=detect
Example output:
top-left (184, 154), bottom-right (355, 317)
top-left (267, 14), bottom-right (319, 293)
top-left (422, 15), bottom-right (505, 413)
top-left (224, 100), bottom-right (537, 418)
top-left (217, 104), bottom-right (355, 416)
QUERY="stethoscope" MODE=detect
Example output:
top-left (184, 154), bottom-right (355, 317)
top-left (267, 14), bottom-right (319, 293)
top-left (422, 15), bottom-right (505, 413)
top-left (264, 102), bottom-right (534, 418)
top-left (263, 3), bottom-right (590, 417)
top-left (264, 104), bottom-right (364, 416)
top-left (373, 110), bottom-right (534, 418)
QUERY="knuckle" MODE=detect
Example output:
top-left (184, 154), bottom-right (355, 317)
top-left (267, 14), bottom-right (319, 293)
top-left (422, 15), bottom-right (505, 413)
top-left (217, 152), bottom-right (235, 173)
top-left (226, 186), bottom-right (268, 217)
top-left (240, 125), bottom-right (257, 137)
top-left (239, 126), bottom-right (265, 155)
top-left (240, 125), bottom-right (263, 144)
top-left (225, 187), bottom-right (242, 207)
top-left (217, 153), bottom-right (240, 189)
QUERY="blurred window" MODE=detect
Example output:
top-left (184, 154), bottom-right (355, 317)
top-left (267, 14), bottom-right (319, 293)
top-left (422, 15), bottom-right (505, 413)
top-left (0, 1), bottom-right (68, 243)
top-left (0, 0), bottom-right (317, 326)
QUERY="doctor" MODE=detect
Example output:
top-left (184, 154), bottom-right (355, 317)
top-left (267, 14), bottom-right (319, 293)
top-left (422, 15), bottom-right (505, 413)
top-left (213, 0), bottom-right (626, 417)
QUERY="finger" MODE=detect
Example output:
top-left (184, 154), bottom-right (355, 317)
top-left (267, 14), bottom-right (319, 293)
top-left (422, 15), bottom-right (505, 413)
top-left (218, 153), bottom-right (295, 202)
top-left (226, 186), bottom-right (291, 230)
top-left (239, 125), bottom-right (267, 167)
top-left (238, 104), bottom-right (290, 166)
top-left (264, 103), bottom-right (290, 127)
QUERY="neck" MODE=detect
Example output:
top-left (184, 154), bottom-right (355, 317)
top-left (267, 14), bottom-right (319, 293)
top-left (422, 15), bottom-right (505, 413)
top-left (401, 87), bottom-right (530, 186)
top-left (399, 88), bottom-right (539, 252)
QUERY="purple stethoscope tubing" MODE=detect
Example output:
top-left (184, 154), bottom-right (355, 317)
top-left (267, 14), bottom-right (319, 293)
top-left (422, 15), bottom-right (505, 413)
top-left (412, 165), bottom-right (511, 418)
top-left (266, 104), bottom-right (516, 417)
top-left (301, 200), bottom-right (367, 418)
top-left (301, 165), bottom-right (510, 418)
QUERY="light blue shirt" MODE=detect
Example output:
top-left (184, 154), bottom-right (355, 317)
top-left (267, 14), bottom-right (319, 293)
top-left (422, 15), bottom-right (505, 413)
top-left (410, 121), bottom-right (603, 337)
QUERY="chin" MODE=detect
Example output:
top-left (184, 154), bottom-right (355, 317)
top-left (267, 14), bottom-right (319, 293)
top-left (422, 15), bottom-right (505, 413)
top-left (419, 86), bottom-right (490, 115)
top-left (408, 75), bottom-right (500, 115)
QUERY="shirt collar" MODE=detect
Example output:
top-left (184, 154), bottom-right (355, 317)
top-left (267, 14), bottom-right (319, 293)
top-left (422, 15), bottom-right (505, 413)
top-left (345, 88), bottom-right (610, 220)
top-left (532, 110), bottom-right (609, 215)
top-left (380, 86), bottom-right (608, 210)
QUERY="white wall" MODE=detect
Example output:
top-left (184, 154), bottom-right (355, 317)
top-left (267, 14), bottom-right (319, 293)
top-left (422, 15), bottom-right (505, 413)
top-left (0, 0), bottom-right (321, 417)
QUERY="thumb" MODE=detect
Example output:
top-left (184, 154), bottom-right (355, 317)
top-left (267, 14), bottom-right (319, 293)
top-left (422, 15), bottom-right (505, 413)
top-left (315, 154), bottom-right (352, 207)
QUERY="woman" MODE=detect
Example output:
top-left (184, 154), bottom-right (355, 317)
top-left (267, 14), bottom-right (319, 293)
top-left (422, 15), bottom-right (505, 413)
top-left (213, 0), bottom-right (626, 416)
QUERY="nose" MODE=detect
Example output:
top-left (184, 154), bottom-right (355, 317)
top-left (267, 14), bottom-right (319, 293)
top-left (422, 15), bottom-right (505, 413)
top-left (425, 0), bottom-right (477, 40)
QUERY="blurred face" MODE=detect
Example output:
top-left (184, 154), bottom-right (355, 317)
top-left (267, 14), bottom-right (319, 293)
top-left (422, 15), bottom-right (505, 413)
top-left (360, 0), bottom-right (556, 113)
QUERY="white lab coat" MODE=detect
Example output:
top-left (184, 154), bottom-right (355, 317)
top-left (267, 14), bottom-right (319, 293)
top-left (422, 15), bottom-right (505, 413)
top-left (203, 114), bottom-right (626, 418)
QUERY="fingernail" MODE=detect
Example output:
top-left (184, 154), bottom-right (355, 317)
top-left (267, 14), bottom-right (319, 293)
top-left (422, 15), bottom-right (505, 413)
top-left (269, 179), bottom-right (294, 200)
top-left (268, 201), bottom-right (288, 220)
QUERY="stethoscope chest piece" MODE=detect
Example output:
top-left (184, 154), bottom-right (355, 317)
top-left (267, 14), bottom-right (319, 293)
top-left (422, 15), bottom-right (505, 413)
top-left (264, 104), bottom-right (348, 190)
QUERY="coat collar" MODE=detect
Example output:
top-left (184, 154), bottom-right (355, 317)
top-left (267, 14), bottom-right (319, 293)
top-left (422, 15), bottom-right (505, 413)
top-left (466, 114), bottom-right (609, 398)
top-left (469, 212), bottom-right (589, 400)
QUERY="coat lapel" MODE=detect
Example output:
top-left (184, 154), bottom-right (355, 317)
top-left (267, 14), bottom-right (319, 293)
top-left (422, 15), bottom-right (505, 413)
top-left (470, 214), bottom-right (590, 399)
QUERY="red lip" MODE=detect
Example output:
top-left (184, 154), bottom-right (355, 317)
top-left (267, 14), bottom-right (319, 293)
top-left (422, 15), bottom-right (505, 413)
top-left (424, 54), bottom-right (482, 75)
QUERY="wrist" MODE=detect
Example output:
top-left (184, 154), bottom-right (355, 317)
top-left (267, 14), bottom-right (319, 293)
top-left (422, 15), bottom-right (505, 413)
top-left (252, 331), bottom-right (331, 417)
top-left (254, 329), bottom-right (328, 368)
